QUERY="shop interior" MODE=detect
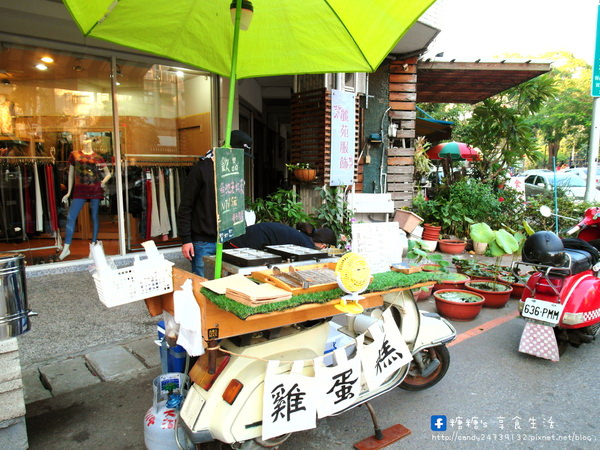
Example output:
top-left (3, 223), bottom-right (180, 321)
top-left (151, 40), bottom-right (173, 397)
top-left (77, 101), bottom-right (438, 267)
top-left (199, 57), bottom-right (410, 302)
top-left (0, 44), bottom-right (215, 265)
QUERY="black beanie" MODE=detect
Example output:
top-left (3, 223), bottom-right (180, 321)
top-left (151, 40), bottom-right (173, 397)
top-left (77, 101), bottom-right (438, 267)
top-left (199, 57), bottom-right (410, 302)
top-left (231, 130), bottom-right (252, 149)
top-left (312, 227), bottom-right (336, 246)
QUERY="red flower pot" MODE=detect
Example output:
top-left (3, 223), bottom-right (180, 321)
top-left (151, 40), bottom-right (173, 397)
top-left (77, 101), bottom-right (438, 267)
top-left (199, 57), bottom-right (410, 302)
top-left (434, 289), bottom-right (485, 321)
top-left (465, 281), bottom-right (513, 308)
top-left (422, 223), bottom-right (441, 241)
top-left (438, 239), bottom-right (467, 254)
top-left (433, 273), bottom-right (471, 292)
top-left (412, 285), bottom-right (433, 301)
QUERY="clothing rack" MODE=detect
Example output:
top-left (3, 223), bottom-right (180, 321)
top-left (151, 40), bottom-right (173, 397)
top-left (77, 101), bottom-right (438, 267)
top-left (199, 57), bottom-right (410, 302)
top-left (1, 155), bottom-right (55, 164)
top-left (123, 153), bottom-right (199, 167)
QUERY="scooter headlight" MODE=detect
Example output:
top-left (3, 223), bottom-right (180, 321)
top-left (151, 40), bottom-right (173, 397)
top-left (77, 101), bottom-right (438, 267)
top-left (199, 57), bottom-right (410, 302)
top-left (562, 312), bottom-right (585, 325)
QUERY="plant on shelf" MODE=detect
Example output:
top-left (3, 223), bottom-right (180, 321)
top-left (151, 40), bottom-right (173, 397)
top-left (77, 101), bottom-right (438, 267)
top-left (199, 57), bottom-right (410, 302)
top-left (413, 136), bottom-right (433, 184)
top-left (406, 240), bottom-right (449, 300)
top-left (406, 240), bottom-right (450, 272)
top-left (286, 162), bottom-right (316, 182)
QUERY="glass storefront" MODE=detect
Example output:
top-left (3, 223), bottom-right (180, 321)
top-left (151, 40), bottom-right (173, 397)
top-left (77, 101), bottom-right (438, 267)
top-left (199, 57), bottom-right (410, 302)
top-left (0, 43), bottom-right (213, 265)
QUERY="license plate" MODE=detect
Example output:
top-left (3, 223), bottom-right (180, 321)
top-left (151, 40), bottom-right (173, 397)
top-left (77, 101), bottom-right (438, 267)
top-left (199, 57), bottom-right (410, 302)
top-left (522, 298), bottom-right (564, 325)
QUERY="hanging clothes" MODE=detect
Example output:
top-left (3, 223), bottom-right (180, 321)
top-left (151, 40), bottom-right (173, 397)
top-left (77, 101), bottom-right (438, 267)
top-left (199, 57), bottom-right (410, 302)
top-left (144, 169), bottom-right (153, 241)
top-left (157, 168), bottom-right (171, 236)
top-left (16, 167), bottom-right (26, 241)
top-left (149, 168), bottom-right (161, 237)
top-left (44, 164), bottom-right (59, 232)
top-left (33, 164), bottom-right (44, 232)
top-left (23, 165), bottom-right (34, 235)
top-left (168, 168), bottom-right (177, 238)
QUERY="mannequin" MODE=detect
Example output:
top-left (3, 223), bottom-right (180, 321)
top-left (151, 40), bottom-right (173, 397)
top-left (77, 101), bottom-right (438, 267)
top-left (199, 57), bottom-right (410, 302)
top-left (0, 94), bottom-right (15, 135)
top-left (59, 136), bottom-right (111, 260)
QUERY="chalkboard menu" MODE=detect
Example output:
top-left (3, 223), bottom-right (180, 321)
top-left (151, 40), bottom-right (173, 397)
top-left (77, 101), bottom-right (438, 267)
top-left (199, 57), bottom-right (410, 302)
top-left (214, 147), bottom-right (246, 243)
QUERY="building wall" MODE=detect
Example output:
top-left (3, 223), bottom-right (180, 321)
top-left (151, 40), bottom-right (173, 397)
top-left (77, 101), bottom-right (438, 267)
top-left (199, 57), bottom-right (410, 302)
top-left (387, 57), bottom-right (418, 209)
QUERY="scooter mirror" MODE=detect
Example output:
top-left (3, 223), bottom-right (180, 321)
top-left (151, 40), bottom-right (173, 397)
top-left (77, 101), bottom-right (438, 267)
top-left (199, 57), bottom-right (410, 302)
top-left (540, 205), bottom-right (552, 217)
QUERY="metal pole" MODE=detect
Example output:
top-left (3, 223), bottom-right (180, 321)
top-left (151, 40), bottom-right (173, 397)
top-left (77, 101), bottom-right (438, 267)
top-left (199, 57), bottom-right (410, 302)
top-left (214, 0), bottom-right (243, 279)
top-left (111, 56), bottom-right (126, 255)
top-left (585, 98), bottom-right (600, 203)
top-left (553, 157), bottom-right (558, 234)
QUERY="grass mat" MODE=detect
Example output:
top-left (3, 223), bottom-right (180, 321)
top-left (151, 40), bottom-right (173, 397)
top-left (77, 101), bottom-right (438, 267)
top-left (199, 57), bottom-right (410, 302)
top-left (201, 270), bottom-right (446, 320)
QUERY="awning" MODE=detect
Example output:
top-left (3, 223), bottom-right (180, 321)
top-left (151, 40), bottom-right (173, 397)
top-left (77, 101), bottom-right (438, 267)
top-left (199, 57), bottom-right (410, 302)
top-left (416, 59), bottom-right (552, 104)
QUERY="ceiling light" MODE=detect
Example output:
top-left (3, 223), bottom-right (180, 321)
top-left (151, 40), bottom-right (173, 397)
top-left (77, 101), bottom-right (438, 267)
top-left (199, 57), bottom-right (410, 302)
top-left (35, 63), bottom-right (48, 71)
top-left (230, 0), bottom-right (253, 31)
top-left (41, 56), bottom-right (54, 63)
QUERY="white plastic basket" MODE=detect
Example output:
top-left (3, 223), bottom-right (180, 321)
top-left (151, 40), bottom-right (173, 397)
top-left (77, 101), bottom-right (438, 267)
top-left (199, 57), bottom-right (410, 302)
top-left (93, 258), bottom-right (174, 308)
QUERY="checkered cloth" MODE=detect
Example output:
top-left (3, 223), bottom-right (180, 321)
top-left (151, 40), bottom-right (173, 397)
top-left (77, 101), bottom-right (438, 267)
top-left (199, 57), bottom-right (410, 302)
top-left (519, 322), bottom-right (560, 362)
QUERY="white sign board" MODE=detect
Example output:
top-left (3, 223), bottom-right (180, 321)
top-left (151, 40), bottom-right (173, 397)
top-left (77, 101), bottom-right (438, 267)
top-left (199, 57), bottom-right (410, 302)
top-left (351, 222), bottom-right (404, 273)
top-left (330, 89), bottom-right (356, 186)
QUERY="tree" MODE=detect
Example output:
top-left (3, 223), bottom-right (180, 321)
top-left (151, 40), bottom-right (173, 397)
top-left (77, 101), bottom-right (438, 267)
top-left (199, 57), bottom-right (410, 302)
top-left (526, 52), bottom-right (593, 168)
top-left (457, 75), bottom-right (557, 182)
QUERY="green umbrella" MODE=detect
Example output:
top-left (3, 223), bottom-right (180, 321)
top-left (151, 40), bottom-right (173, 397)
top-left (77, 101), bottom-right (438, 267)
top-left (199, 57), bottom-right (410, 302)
top-left (63, 0), bottom-right (434, 276)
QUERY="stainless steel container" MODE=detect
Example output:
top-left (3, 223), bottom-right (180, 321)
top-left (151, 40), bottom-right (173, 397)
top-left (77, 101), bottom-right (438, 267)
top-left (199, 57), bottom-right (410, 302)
top-left (0, 253), bottom-right (33, 339)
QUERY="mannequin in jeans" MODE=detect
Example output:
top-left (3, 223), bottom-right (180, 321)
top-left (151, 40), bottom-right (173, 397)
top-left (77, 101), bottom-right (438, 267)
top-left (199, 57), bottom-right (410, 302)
top-left (59, 135), bottom-right (111, 260)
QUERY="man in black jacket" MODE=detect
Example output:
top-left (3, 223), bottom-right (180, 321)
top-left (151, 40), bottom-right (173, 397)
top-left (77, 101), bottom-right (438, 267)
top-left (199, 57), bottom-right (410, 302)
top-left (224, 222), bottom-right (336, 250)
top-left (177, 130), bottom-right (252, 276)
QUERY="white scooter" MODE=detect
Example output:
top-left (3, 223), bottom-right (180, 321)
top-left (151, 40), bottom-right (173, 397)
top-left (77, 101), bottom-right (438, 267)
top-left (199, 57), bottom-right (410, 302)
top-left (179, 289), bottom-right (456, 448)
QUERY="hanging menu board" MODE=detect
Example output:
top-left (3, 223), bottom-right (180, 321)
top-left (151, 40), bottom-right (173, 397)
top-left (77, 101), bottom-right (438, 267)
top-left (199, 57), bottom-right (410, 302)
top-left (214, 147), bottom-right (246, 243)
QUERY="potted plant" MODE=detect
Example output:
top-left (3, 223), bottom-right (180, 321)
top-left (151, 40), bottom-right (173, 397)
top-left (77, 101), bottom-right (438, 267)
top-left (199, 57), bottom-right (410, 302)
top-left (438, 238), bottom-right (467, 254)
top-left (286, 162), bottom-right (316, 182)
top-left (464, 280), bottom-right (513, 308)
top-left (405, 240), bottom-right (449, 300)
top-left (433, 272), bottom-right (471, 293)
top-left (406, 240), bottom-right (450, 272)
top-left (433, 289), bottom-right (485, 321)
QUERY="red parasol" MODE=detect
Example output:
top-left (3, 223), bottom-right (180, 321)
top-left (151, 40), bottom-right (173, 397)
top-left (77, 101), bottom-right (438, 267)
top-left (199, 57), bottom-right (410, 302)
top-left (426, 141), bottom-right (481, 161)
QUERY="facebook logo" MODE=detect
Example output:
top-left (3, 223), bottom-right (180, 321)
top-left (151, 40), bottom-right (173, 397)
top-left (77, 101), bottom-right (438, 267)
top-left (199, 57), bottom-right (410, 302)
top-left (431, 415), bottom-right (447, 431)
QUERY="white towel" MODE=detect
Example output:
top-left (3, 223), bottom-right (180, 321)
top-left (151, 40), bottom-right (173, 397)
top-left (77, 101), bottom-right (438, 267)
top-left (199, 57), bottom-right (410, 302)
top-left (174, 279), bottom-right (204, 356)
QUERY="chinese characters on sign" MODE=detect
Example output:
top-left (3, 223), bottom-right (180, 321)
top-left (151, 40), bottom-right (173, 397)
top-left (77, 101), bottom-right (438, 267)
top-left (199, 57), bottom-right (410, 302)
top-left (262, 360), bottom-right (316, 441)
top-left (261, 310), bottom-right (412, 440)
top-left (214, 147), bottom-right (245, 243)
top-left (330, 89), bottom-right (356, 186)
top-left (359, 308), bottom-right (412, 390)
top-left (314, 348), bottom-right (361, 418)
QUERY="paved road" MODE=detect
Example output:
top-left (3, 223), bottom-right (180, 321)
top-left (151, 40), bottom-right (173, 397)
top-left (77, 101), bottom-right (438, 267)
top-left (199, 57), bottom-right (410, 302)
top-left (23, 295), bottom-right (600, 449)
top-left (19, 250), bottom-right (600, 449)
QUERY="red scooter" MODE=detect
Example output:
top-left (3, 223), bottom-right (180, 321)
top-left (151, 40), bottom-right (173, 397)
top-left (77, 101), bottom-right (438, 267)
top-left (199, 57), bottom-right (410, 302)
top-left (512, 206), bottom-right (600, 360)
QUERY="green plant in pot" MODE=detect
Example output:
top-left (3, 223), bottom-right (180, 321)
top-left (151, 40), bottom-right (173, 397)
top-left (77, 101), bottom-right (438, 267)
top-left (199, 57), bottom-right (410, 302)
top-left (466, 222), bottom-right (523, 307)
top-left (406, 240), bottom-right (450, 300)
top-left (406, 240), bottom-right (450, 272)
top-left (433, 289), bottom-right (485, 321)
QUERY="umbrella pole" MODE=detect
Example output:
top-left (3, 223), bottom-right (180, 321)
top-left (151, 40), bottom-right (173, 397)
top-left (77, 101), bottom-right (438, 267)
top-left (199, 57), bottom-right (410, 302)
top-left (214, 0), bottom-right (242, 279)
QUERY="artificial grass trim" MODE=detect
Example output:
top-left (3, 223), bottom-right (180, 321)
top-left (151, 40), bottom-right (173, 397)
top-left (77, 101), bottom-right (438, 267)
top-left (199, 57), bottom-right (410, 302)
top-left (201, 270), bottom-right (447, 320)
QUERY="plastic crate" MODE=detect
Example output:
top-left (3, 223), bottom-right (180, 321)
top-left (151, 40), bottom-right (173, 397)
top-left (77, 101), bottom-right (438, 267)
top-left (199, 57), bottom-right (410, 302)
top-left (93, 259), bottom-right (174, 308)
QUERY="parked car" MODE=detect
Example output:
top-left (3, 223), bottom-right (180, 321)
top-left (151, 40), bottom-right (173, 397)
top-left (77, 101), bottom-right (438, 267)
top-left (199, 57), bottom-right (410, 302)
top-left (507, 169), bottom-right (551, 193)
top-left (524, 171), bottom-right (600, 202)
top-left (563, 167), bottom-right (600, 190)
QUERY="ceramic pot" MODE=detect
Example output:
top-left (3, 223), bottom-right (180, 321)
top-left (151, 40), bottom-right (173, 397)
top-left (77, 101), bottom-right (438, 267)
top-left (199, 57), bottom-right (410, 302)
top-left (438, 239), bottom-right (467, 254)
top-left (465, 281), bottom-right (513, 308)
top-left (434, 289), bottom-right (485, 321)
top-left (412, 285), bottom-right (433, 302)
top-left (420, 239), bottom-right (438, 252)
top-left (422, 223), bottom-right (441, 241)
top-left (473, 241), bottom-right (488, 255)
top-left (433, 273), bottom-right (471, 292)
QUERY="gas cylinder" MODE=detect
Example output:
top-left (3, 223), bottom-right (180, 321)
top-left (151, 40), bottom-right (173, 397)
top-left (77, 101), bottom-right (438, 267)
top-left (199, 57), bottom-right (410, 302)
top-left (143, 373), bottom-right (191, 450)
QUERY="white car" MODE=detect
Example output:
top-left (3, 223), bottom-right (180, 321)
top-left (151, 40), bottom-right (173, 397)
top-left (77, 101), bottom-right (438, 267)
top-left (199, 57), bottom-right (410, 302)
top-left (563, 167), bottom-right (600, 190)
top-left (524, 171), bottom-right (600, 203)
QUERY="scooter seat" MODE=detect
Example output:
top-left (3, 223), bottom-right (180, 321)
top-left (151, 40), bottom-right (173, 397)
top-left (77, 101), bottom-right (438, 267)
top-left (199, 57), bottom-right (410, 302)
top-left (563, 248), bottom-right (594, 274)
